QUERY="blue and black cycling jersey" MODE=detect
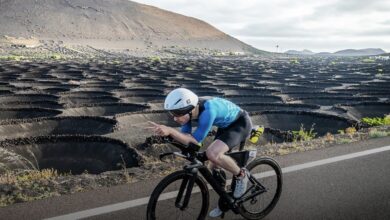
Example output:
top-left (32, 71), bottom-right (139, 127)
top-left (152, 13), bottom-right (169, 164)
top-left (181, 97), bottom-right (241, 143)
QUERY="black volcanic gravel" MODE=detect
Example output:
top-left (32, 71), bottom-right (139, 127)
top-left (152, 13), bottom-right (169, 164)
top-left (0, 57), bottom-right (388, 176)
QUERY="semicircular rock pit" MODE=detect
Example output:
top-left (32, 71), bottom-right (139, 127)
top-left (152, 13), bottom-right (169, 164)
top-left (0, 136), bottom-right (142, 174)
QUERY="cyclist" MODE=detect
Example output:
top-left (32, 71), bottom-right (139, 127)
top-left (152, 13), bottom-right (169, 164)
top-left (146, 88), bottom-right (253, 218)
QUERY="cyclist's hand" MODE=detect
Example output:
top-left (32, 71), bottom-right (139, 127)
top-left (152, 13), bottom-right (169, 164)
top-left (146, 121), bottom-right (171, 136)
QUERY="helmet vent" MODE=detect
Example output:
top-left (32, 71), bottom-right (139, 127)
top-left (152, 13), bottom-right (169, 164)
top-left (174, 98), bottom-right (182, 105)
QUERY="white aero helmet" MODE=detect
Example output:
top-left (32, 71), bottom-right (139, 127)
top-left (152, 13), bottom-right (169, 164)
top-left (164, 88), bottom-right (198, 116)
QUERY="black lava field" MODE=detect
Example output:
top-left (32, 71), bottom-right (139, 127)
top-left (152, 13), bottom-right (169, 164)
top-left (0, 57), bottom-right (389, 174)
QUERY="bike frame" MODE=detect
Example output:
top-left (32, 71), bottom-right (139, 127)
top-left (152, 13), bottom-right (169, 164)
top-left (150, 136), bottom-right (282, 220)
top-left (175, 153), bottom-right (268, 214)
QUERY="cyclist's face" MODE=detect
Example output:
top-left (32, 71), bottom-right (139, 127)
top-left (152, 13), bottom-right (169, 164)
top-left (173, 114), bottom-right (190, 125)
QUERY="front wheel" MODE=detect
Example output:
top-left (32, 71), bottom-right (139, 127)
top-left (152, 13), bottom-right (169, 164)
top-left (146, 170), bottom-right (210, 220)
top-left (239, 157), bottom-right (283, 220)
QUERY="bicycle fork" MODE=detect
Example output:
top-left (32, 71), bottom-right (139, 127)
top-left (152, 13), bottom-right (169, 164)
top-left (175, 165), bottom-right (246, 214)
top-left (175, 169), bottom-right (198, 210)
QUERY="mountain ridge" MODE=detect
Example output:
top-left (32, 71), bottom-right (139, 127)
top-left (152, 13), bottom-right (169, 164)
top-left (285, 48), bottom-right (386, 56)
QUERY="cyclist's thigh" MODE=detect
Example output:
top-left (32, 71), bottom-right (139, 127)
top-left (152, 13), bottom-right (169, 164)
top-left (206, 139), bottom-right (230, 158)
top-left (216, 113), bottom-right (252, 150)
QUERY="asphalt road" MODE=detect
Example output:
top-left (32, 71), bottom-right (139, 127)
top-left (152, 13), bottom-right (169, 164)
top-left (1, 136), bottom-right (389, 220)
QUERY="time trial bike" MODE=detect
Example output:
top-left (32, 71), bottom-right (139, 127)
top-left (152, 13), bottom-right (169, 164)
top-left (146, 136), bottom-right (282, 220)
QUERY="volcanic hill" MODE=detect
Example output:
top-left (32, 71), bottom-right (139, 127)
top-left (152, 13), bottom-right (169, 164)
top-left (0, 0), bottom-right (261, 54)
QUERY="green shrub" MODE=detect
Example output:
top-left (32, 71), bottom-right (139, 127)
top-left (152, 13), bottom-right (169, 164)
top-left (149, 56), bottom-right (161, 63)
top-left (292, 124), bottom-right (317, 141)
top-left (362, 115), bottom-right (390, 126)
top-left (362, 58), bottom-right (375, 63)
top-left (290, 58), bottom-right (300, 64)
top-left (0, 55), bottom-right (24, 61)
top-left (338, 138), bottom-right (352, 144)
top-left (50, 54), bottom-right (62, 60)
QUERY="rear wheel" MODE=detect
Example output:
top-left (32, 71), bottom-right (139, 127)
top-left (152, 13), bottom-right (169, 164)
top-left (239, 157), bottom-right (282, 219)
top-left (146, 170), bottom-right (210, 220)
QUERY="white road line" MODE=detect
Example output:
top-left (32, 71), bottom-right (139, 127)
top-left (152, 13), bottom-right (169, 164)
top-left (45, 145), bottom-right (390, 220)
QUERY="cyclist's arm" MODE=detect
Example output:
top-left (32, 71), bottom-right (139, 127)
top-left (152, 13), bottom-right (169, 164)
top-left (181, 122), bottom-right (192, 133)
top-left (192, 109), bottom-right (216, 143)
top-left (169, 127), bottom-right (199, 146)
top-left (146, 121), bottom-right (199, 146)
top-left (171, 108), bottom-right (216, 146)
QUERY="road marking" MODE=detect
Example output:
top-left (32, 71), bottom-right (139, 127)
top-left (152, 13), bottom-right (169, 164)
top-left (45, 145), bottom-right (390, 220)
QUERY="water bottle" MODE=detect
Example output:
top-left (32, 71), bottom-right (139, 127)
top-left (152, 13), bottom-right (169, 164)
top-left (249, 125), bottom-right (264, 144)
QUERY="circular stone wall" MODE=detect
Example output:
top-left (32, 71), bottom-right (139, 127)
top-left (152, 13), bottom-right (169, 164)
top-left (0, 136), bottom-right (141, 174)
top-left (0, 94), bottom-right (59, 103)
top-left (295, 96), bottom-right (378, 105)
top-left (250, 111), bottom-right (356, 136)
top-left (337, 102), bottom-right (390, 119)
top-left (0, 117), bottom-right (116, 140)
top-left (0, 108), bottom-right (62, 120)
top-left (225, 95), bottom-right (283, 104)
top-left (61, 103), bottom-right (149, 116)
top-left (240, 103), bottom-right (320, 112)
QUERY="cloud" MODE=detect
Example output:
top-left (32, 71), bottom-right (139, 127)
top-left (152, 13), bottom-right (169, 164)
top-left (380, 19), bottom-right (390, 25)
top-left (234, 22), bottom-right (316, 38)
top-left (313, 0), bottom-right (390, 15)
top-left (131, 0), bottom-right (390, 51)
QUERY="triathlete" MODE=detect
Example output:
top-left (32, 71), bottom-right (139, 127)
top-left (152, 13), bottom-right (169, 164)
top-left (146, 88), bottom-right (253, 217)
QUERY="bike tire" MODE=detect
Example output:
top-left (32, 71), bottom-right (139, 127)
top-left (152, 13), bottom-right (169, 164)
top-left (239, 157), bottom-right (283, 220)
top-left (146, 170), bottom-right (210, 220)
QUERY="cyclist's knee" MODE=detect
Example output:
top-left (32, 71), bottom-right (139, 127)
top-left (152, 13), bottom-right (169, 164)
top-left (206, 140), bottom-right (229, 163)
top-left (206, 149), bottom-right (219, 163)
top-left (207, 148), bottom-right (226, 164)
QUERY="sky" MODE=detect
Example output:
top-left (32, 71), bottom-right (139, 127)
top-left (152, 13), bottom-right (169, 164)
top-left (132, 0), bottom-right (390, 53)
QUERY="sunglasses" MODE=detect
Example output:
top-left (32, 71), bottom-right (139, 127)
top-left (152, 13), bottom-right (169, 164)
top-left (168, 111), bottom-right (188, 117)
